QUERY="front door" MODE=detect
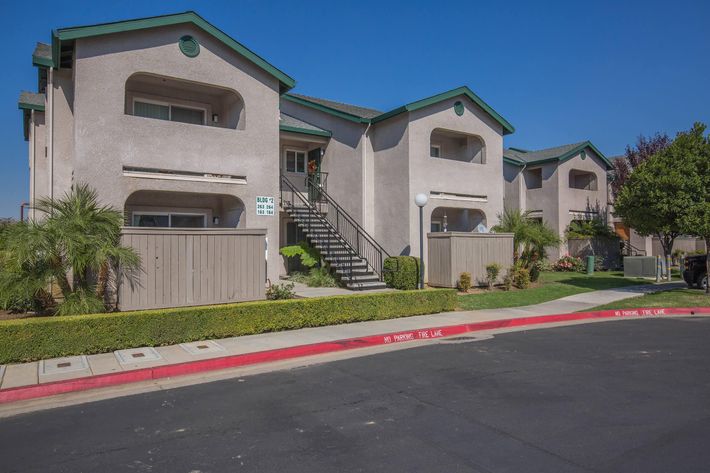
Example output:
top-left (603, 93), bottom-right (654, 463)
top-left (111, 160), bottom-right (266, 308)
top-left (307, 148), bottom-right (323, 203)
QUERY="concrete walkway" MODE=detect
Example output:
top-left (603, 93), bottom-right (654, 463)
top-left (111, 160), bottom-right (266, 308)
top-left (0, 282), bottom-right (686, 392)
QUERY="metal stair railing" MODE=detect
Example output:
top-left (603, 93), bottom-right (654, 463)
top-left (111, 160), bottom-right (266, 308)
top-left (305, 174), bottom-right (390, 280)
top-left (622, 240), bottom-right (647, 256)
top-left (280, 173), bottom-right (354, 280)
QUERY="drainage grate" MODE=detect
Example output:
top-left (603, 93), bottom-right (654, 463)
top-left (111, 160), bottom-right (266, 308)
top-left (445, 336), bottom-right (479, 341)
top-left (132, 353), bottom-right (146, 358)
top-left (197, 345), bottom-right (209, 350)
top-left (57, 362), bottom-right (72, 368)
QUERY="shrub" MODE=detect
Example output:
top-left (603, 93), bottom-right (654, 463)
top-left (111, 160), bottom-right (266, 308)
top-left (279, 241), bottom-right (320, 268)
top-left (0, 289), bottom-right (457, 364)
top-left (457, 272), bottom-right (472, 292)
top-left (289, 268), bottom-right (339, 288)
top-left (513, 267), bottom-right (531, 289)
top-left (305, 267), bottom-right (338, 287)
top-left (529, 260), bottom-right (544, 282)
top-left (485, 264), bottom-right (501, 289)
top-left (553, 255), bottom-right (584, 272)
top-left (266, 282), bottom-right (296, 300)
top-left (383, 256), bottom-right (423, 290)
top-left (502, 270), bottom-right (513, 291)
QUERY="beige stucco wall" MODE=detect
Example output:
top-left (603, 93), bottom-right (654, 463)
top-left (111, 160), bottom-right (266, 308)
top-left (278, 99), bottom-right (367, 224)
top-left (371, 112), bottom-right (411, 256)
top-left (405, 98), bottom-right (506, 270)
top-left (69, 24), bottom-right (282, 282)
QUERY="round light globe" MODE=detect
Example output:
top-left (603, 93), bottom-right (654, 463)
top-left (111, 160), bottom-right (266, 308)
top-left (414, 193), bottom-right (428, 208)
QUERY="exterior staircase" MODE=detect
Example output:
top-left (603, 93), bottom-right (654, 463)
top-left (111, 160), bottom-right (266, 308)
top-left (280, 174), bottom-right (389, 290)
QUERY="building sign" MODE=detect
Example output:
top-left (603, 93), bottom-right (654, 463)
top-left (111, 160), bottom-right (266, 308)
top-left (256, 196), bottom-right (275, 216)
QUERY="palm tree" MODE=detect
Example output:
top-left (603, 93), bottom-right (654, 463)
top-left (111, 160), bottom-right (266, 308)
top-left (492, 208), bottom-right (560, 267)
top-left (0, 184), bottom-right (140, 315)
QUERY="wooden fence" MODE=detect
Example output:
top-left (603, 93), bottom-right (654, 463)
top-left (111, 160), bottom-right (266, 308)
top-left (567, 238), bottom-right (621, 269)
top-left (118, 227), bottom-right (266, 311)
top-left (427, 232), bottom-right (514, 288)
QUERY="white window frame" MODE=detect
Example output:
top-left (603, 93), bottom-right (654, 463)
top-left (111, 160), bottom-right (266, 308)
top-left (430, 144), bottom-right (441, 158)
top-left (132, 211), bottom-right (207, 228)
top-left (132, 97), bottom-right (207, 125)
top-left (284, 149), bottom-right (307, 174)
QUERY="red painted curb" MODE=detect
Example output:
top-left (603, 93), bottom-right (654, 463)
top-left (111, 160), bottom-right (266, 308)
top-left (1, 306), bottom-right (708, 404)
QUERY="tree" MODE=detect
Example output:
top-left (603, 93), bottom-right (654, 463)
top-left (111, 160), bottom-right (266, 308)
top-left (673, 123), bottom-right (710, 294)
top-left (0, 184), bottom-right (140, 315)
top-left (613, 127), bottom-right (698, 277)
top-left (611, 132), bottom-right (671, 198)
top-left (493, 208), bottom-right (560, 266)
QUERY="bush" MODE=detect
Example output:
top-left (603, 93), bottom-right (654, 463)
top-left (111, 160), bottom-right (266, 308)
top-left (485, 264), bottom-right (501, 289)
top-left (289, 268), bottom-right (339, 288)
top-left (266, 282), bottom-right (296, 300)
top-left (0, 289), bottom-right (457, 364)
top-left (383, 256), bottom-right (423, 290)
top-left (529, 260), bottom-right (544, 282)
top-left (279, 241), bottom-right (320, 268)
top-left (552, 255), bottom-right (584, 272)
top-left (513, 267), bottom-right (531, 289)
top-left (502, 270), bottom-right (513, 291)
top-left (457, 272), bottom-right (472, 292)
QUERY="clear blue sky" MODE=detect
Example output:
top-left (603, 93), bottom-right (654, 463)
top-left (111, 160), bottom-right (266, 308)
top-left (2, 0), bottom-right (709, 218)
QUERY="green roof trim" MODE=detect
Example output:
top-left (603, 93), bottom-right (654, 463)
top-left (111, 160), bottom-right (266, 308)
top-left (18, 92), bottom-right (45, 112)
top-left (371, 86), bottom-right (515, 135)
top-left (284, 86), bottom-right (514, 135)
top-left (504, 141), bottom-right (613, 170)
top-left (282, 94), bottom-right (369, 124)
top-left (50, 11), bottom-right (295, 92)
top-left (279, 124), bottom-right (332, 137)
top-left (503, 156), bottom-right (525, 166)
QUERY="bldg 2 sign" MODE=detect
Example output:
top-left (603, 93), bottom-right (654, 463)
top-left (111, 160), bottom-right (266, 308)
top-left (256, 196), bottom-right (275, 216)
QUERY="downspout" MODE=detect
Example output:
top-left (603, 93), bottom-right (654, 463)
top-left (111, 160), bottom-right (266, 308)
top-left (361, 121), bottom-right (372, 231)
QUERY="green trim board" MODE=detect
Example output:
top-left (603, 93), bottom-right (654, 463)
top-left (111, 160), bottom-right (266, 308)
top-left (279, 124), bottom-right (332, 137)
top-left (282, 94), bottom-right (370, 124)
top-left (49, 11), bottom-right (295, 92)
top-left (18, 102), bottom-right (45, 112)
top-left (370, 86), bottom-right (515, 135)
top-left (285, 86), bottom-right (515, 135)
top-left (504, 141), bottom-right (613, 170)
top-left (32, 54), bottom-right (53, 68)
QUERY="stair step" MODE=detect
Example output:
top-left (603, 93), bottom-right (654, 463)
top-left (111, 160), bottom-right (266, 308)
top-left (346, 281), bottom-right (388, 291)
top-left (340, 274), bottom-right (382, 283)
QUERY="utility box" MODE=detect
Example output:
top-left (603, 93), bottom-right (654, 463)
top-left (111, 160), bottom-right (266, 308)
top-left (623, 256), bottom-right (657, 278)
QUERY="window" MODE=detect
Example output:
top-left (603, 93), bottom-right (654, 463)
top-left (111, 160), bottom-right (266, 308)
top-left (431, 221), bottom-right (442, 232)
top-left (525, 168), bottom-right (543, 189)
top-left (430, 145), bottom-right (441, 158)
top-left (285, 150), bottom-right (306, 173)
top-left (286, 222), bottom-right (306, 245)
top-left (132, 212), bottom-right (206, 228)
top-left (133, 99), bottom-right (206, 125)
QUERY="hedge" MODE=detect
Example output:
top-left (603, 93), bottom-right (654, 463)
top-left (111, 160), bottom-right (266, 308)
top-left (383, 256), bottom-right (423, 290)
top-left (0, 289), bottom-right (456, 364)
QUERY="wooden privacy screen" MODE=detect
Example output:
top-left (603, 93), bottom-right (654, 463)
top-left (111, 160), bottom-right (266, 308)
top-left (427, 232), bottom-right (514, 288)
top-left (119, 228), bottom-right (267, 310)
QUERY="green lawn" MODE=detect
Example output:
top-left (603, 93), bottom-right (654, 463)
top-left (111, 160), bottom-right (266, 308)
top-left (457, 271), bottom-right (653, 311)
top-left (586, 289), bottom-right (710, 311)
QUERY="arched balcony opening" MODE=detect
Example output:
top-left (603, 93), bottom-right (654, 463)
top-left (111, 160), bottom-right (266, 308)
top-left (125, 73), bottom-right (245, 130)
top-left (125, 190), bottom-right (246, 228)
top-left (430, 128), bottom-right (485, 164)
top-left (430, 207), bottom-right (487, 233)
top-left (569, 169), bottom-right (598, 190)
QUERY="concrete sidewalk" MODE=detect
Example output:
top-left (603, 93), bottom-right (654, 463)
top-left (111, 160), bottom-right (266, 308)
top-left (0, 282), bottom-right (686, 392)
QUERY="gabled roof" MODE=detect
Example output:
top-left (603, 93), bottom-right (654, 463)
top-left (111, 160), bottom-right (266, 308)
top-left (371, 86), bottom-right (515, 134)
top-left (287, 94), bottom-right (383, 120)
top-left (47, 11), bottom-right (295, 92)
top-left (18, 91), bottom-right (45, 111)
top-left (279, 112), bottom-right (331, 137)
top-left (283, 86), bottom-right (515, 134)
top-left (503, 141), bottom-right (613, 170)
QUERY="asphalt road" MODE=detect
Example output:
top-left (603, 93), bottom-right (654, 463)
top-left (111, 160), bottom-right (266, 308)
top-left (2, 317), bottom-right (710, 472)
